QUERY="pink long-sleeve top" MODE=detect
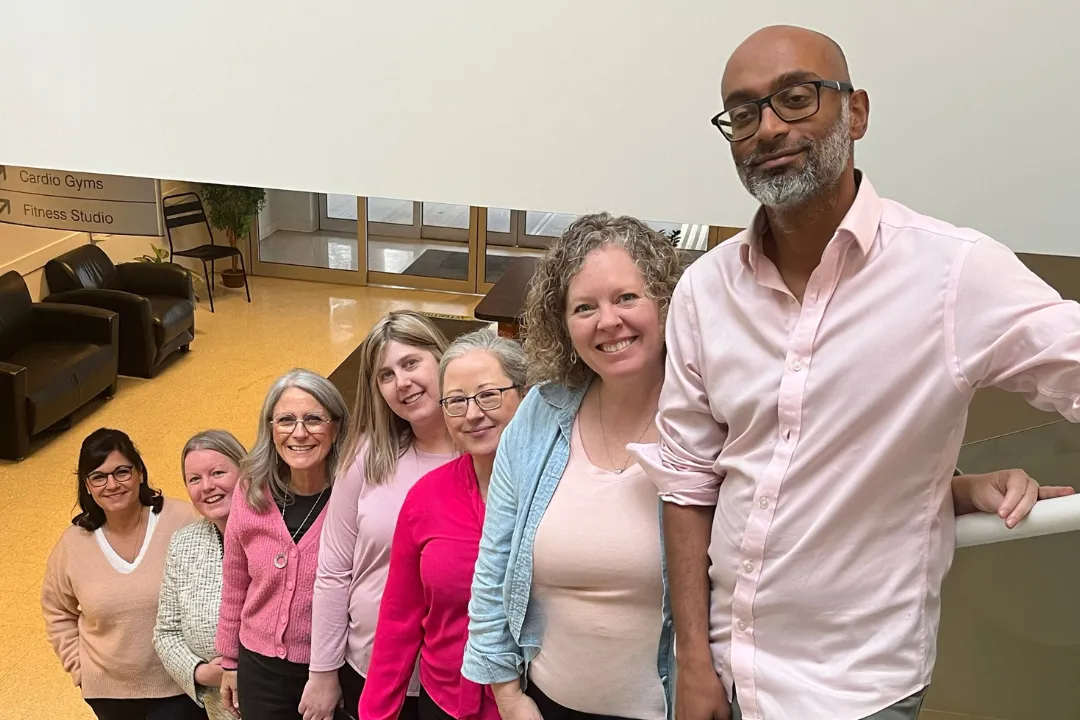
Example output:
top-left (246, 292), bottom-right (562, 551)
top-left (215, 483), bottom-right (328, 670)
top-left (360, 455), bottom-right (499, 720)
top-left (310, 445), bottom-right (454, 678)
top-left (631, 171), bottom-right (1080, 720)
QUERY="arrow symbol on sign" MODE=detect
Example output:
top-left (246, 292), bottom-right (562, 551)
top-left (0, 198), bottom-right (10, 215)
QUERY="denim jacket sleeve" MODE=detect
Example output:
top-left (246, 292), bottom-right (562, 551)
top-left (462, 414), bottom-right (524, 685)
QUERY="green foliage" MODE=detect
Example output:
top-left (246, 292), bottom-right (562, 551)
top-left (200, 184), bottom-right (267, 247)
top-left (137, 244), bottom-right (203, 301)
top-left (138, 244), bottom-right (170, 263)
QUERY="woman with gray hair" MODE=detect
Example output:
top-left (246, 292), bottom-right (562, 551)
top-left (215, 368), bottom-right (350, 720)
top-left (359, 329), bottom-right (525, 720)
top-left (154, 429), bottom-right (248, 720)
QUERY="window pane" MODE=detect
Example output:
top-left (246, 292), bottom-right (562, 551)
top-left (422, 202), bottom-right (470, 229)
top-left (326, 194), bottom-right (357, 221)
top-left (368, 197), bottom-right (414, 225)
top-left (487, 208), bottom-right (511, 234)
top-left (525, 210), bottom-right (576, 237)
top-left (647, 220), bottom-right (683, 236)
top-left (647, 221), bottom-right (711, 251)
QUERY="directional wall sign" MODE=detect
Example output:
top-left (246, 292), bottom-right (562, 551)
top-left (0, 189), bottom-right (163, 235)
top-left (0, 165), bottom-right (162, 236)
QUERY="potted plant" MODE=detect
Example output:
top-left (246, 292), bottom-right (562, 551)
top-left (199, 184), bottom-right (266, 288)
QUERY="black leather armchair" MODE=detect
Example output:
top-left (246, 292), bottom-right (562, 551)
top-left (44, 244), bottom-right (196, 378)
top-left (0, 271), bottom-right (119, 461)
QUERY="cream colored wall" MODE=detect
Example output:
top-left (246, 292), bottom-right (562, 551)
top-left (259, 189), bottom-right (318, 240)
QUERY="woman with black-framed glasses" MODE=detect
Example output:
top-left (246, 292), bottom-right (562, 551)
top-left (359, 329), bottom-right (526, 720)
top-left (42, 428), bottom-right (203, 720)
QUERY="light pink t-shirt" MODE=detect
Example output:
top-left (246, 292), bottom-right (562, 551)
top-left (529, 418), bottom-right (666, 720)
top-left (310, 444), bottom-right (454, 680)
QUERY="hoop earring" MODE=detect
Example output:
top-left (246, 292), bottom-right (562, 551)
top-left (569, 351), bottom-right (577, 365)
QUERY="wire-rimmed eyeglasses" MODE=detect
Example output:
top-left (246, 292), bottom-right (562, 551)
top-left (271, 413), bottom-right (334, 434)
top-left (440, 386), bottom-right (520, 417)
top-left (86, 465), bottom-right (135, 487)
top-left (711, 80), bottom-right (854, 142)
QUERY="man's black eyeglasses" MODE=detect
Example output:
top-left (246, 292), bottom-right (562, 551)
top-left (711, 80), bottom-right (854, 142)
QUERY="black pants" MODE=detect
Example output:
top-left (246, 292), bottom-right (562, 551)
top-left (86, 694), bottom-right (207, 720)
top-left (237, 645), bottom-right (362, 720)
top-left (525, 680), bottom-right (636, 720)
top-left (337, 661), bottom-right (420, 720)
top-left (417, 686), bottom-right (455, 720)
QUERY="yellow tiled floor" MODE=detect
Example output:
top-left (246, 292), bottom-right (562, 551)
top-left (0, 276), bottom-right (477, 719)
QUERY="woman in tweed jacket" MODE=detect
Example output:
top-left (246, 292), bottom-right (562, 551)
top-left (154, 430), bottom-right (247, 720)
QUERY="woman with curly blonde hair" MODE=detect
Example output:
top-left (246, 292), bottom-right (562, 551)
top-left (461, 212), bottom-right (683, 720)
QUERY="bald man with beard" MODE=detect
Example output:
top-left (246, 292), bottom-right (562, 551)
top-left (632, 25), bottom-right (1080, 720)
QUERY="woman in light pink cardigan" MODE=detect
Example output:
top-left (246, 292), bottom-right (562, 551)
top-left (300, 311), bottom-right (457, 720)
top-left (215, 369), bottom-right (350, 720)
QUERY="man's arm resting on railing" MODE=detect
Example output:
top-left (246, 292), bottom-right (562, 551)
top-left (953, 469), bottom-right (1075, 528)
top-left (957, 493), bottom-right (1080, 548)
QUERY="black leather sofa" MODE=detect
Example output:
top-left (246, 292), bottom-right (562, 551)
top-left (0, 271), bottom-right (119, 461)
top-left (44, 244), bottom-right (195, 378)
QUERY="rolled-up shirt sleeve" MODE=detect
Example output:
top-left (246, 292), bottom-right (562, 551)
top-left (951, 237), bottom-right (1080, 419)
top-left (632, 275), bottom-right (728, 506)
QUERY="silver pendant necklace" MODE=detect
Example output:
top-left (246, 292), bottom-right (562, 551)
top-left (597, 389), bottom-right (655, 474)
top-left (273, 481), bottom-right (326, 569)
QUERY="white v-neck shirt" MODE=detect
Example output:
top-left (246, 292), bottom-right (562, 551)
top-left (94, 510), bottom-right (161, 573)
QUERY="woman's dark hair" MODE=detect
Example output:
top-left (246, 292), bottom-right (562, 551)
top-left (73, 428), bottom-right (164, 531)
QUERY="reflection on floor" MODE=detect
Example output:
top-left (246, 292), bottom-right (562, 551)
top-left (258, 230), bottom-right (543, 282)
top-left (259, 230), bottom-right (359, 270)
top-left (0, 276), bottom-right (477, 720)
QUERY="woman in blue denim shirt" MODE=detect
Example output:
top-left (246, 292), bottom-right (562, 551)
top-left (461, 213), bottom-right (683, 720)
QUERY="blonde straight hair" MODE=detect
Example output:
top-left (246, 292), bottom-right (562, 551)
top-left (337, 310), bottom-right (450, 486)
top-left (180, 429), bottom-right (247, 480)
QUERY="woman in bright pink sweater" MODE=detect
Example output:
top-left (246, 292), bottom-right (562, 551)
top-left (360, 330), bottom-right (527, 720)
top-left (215, 369), bottom-right (350, 720)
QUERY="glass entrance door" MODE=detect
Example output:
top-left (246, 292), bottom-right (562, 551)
top-left (250, 189), bottom-right (367, 286)
top-left (363, 197), bottom-right (481, 293)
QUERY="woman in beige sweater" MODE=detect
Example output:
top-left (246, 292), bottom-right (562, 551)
top-left (41, 428), bottom-right (202, 720)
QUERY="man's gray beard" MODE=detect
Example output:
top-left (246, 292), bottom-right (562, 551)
top-left (737, 99), bottom-right (852, 211)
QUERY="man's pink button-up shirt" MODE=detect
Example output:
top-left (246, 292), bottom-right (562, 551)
top-left (633, 174), bottom-right (1080, 720)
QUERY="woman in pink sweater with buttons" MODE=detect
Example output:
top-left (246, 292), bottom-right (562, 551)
top-left (302, 311), bottom-right (457, 720)
top-left (215, 368), bottom-right (351, 720)
top-left (360, 329), bottom-right (527, 720)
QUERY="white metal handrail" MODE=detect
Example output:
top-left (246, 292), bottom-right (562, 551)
top-left (956, 494), bottom-right (1080, 548)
